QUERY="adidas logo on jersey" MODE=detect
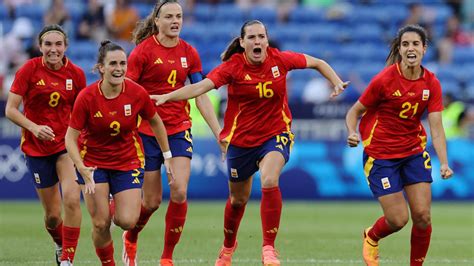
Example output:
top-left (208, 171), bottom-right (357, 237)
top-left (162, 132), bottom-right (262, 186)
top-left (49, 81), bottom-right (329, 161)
top-left (132, 177), bottom-right (140, 184)
top-left (275, 144), bottom-right (284, 151)
top-left (36, 79), bottom-right (45, 86)
top-left (154, 58), bottom-right (163, 64)
top-left (186, 147), bottom-right (193, 153)
top-left (94, 111), bottom-right (103, 118)
top-left (244, 74), bottom-right (252, 81)
top-left (392, 90), bottom-right (402, 97)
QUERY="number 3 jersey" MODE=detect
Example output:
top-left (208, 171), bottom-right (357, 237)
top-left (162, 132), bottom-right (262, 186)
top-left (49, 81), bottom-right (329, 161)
top-left (10, 57), bottom-right (86, 156)
top-left (69, 79), bottom-right (156, 171)
top-left (358, 63), bottom-right (443, 159)
top-left (127, 36), bottom-right (202, 136)
top-left (207, 47), bottom-right (306, 148)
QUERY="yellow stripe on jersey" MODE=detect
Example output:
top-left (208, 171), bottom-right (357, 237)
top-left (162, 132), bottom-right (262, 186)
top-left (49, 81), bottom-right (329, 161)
top-left (364, 156), bottom-right (375, 185)
top-left (185, 101), bottom-right (191, 116)
top-left (281, 106), bottom-right (291, 133)
top-left (223, 108), bottom-right (242, 145)
top-left (80, 139), bottom-right (88, 159)
top-left (20, 129), bottom-right (26, 149)
top-left (362, 119), bottom-right (378, 147)
top-left (137, 115), bottom-right (142, 127)
top-left (132, 134), bottom-right (145, 168)
top-left (418, 125), bottom-right (427, 149)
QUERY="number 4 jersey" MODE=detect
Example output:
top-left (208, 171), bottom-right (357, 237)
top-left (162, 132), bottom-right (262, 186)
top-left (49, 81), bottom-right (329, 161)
top-left (126, 36), bottom-right (202, 136)
top-left (358, 63), bottom-right (444, 159)
top-left (69, 79), bottom-right (157, 171)
top-left (10, 57), bottom-right (86, 156)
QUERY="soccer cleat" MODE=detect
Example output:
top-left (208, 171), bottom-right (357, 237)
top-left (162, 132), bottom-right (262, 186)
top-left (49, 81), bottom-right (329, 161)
top-left (55, 243), bottom-right (62, 266)
top-left (215, 241), bottom-right (238, 266)
top-left (160, 258), bottom-right (174, 266)
top-left (60, 260), bottom-right (73, 266)
top-left (363, 227), bottom-right (379, 266)
top-left (122, 231), bottom-right (137, 266)
top-left (262, 245), bottom-right (280, 266)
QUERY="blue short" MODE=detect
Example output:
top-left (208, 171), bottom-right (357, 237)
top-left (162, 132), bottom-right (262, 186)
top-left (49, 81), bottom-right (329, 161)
top-left (226, 132), bottom-right (293, 182)
top-left (363, 151), bottom-right (433, 198)
top-left (25, 150), bottom-right (67, 189)
top-left (76, 168), bottom-right (144, 195)
top-left (140, 130), bottom-right (193, 171)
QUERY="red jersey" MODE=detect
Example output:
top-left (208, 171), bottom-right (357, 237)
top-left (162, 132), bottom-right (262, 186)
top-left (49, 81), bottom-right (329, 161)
top-left (127, 36), bottom-right (202, 136)
top-left (207, 48), bottom-right (306, 147)
top-left (69, 79), bottom-right (156, 171)
top-left (359, 63), bottom-right (443, 159)
top-left (10, 57), bottom-right (86, 156)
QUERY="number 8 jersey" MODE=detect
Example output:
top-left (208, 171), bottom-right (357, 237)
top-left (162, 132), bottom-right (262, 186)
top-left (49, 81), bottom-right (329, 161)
top-left (358, 63), bottom-right (444, 159)
top-left (10, 57), bottom-right (86, 156)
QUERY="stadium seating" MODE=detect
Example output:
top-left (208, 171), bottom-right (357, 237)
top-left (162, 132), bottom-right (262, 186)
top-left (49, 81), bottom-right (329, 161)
top-left (1, 0), bottom-right (472, 101)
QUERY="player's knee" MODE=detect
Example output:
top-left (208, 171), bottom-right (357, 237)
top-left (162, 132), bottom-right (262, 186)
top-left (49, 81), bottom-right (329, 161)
top-left (386, 215), bottom-right (409, 231)
top-left (62, 194), bottom-right (81, 211)
top-left (261, 175), bottom-right (279, 188)
top-left (143, 197), bottom-right (162, 212)
top-left (412, 211), bottom-right (431, 227)
top-left (44, 214), bottom-right (62, 229)
top-left (92, 220), bottom-right (111, 234)
top-left (230, 196), bottom-right (248, 208)
top-left (115, 219), bottom-right (135, 231)
top-left (170, 189), bottom-right (187, 203)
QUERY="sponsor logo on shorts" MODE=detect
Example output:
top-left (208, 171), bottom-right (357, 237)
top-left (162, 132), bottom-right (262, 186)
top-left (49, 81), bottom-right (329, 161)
top-left (230, 168), bottom-right (238, 178)
top-left (381, 177), bottom-right (391, 189)
top-left (34, 173), bottom-right (41, 184)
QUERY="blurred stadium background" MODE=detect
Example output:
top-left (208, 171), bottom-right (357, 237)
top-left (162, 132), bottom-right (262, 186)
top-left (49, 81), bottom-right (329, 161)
top-left (0, 0), bottom-right (473, 264)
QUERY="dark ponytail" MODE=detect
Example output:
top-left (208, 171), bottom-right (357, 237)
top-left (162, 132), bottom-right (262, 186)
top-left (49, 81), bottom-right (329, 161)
top-left (221, 20), bottom-right (267, 62)
top-left (386, 24), bottom-right (428, 66)
top-left (132, 0), bottom-right (179, 45)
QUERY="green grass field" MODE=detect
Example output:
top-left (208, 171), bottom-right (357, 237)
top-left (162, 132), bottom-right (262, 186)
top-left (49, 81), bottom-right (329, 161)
top-left (0, 201), bottom-right (472, 265)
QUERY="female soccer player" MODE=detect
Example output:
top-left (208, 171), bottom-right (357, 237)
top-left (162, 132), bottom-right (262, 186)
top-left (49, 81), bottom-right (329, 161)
top-left (122, 1), bottom-right (222, 265)
top-left (5, 24), bottom-right (84, 266)
top-left (65, 40), bottom-right (172, 266)
top-left (152, 20), bottom-right (349, 266)
top-left (345, 24), bottom-right (454, 266)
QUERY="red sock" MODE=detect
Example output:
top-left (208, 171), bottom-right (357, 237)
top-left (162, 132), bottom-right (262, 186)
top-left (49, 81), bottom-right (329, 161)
top-left (261, 187), bottom-right (282, 247)
top-left (368, 216), bottom-right (396, 241)
top-left (223, 198), bottom-right (246, 248)
top-left (61, 226), bottom-right (80, 262)
top-left (46, 221), bottom-right (63, 246)
top-left (410, 224), bottom-right (432, 266)
top-left (95, 242), bottom-right (115, 266)
top-left (161, 200), bottom-right (188, 259)
top-left (125, 205), bottom-right (154, 243)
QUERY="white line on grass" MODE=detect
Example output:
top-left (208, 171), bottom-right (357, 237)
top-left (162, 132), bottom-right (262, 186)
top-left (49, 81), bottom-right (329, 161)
top-left (15, 258), bottom-right (474, 265)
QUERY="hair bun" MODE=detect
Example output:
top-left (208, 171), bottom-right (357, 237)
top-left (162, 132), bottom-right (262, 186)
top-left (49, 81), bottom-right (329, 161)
top-left (100, 40), bottom-right (112, 47)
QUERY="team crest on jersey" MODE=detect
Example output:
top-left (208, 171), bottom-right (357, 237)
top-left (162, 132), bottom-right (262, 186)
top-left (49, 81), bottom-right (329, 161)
top-left (422, 89), bottom-right (430, 101)
top-left (66, 79), bottom-right (73, 90)
top-left (271, 66), bottom-right (280, 78)
top-left (124, 104), bottom-right (131, 116)
top-left (181, 57), bottom-right (188, 68)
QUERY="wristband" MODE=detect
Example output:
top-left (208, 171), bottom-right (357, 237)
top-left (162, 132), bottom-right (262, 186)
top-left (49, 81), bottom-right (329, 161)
top-left (163, 151), bottom-right (172, 159)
